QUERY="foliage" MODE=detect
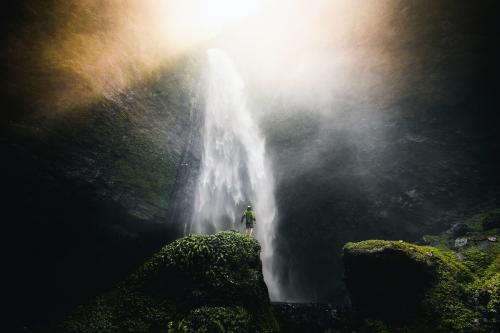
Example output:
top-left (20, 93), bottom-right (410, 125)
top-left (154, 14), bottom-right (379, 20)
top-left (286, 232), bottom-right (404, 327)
top-left (51, 231), bottom-right (276, 333)
top-left (462, 246), bottom-right (495, 275)
top-left (461, 209), bottom-right (500, 237)
top-left (421, 234), bottom-right (451, 252)
top-left (343, 240), bottom-right (476, 332)
top-left (168, 306), bottom-right (251, 333)
top-left (468, 256), bottom-right (500, 325)
top-left (343, 207), bottom-right (500, 333)
top-left (58, 299), bottom-right (118, 333)
top-left (271, 303), bottom-right (339, 333)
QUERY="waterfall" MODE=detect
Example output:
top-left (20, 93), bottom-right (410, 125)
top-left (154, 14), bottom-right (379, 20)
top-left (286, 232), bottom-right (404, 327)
top-left (190, 49), bottom-right (280, 300)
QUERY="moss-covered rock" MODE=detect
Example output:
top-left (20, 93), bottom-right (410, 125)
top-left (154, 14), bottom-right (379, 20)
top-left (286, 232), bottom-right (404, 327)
top-left (343, 240), bottom-right (478, 332)
top-left (469, 258), bottom-right (499, 319)
top-left (271, 303), bottom-right (340, 333)
top-left (51, 231), bottom-right (277, 332)
top-left (343, 206), bottom-right (500, 333)
top-left (343, 207), bottom-right (500, 332)
top-left (168, 306), bottom-right (251, 333)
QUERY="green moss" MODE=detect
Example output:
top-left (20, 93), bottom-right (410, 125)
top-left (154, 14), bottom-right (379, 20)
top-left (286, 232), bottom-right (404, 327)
top-left (462, 209), bottom-right (500, 237)
top-left (422, 234), bottom-right (452, 252)
top-left (422, 268), bottom-right (478, 333)
top-left (344, 240), bottom-right (471, 277)
top-left (343, 206), bottom-right (500, 333)
top-left (55, 289), bottom-right (173, 333)
top-left (482, 272), bottom-right (499, 315)
top-left (134, 231), bottom-right (264, 302)
top-left (343, 240), bottom-right (478, 332)
top-left (141, 231), bottom-right (276, 332)
top-left (53, 231), bottom-right (276, 333)
top-left (168, 306), bottom-right (251, 333)
top-left (462, 246), bottom-right (495, 275)
top-left (59, 299), bottom-right (118, 333)
top-left (468, 255), bottom-right (500, 327)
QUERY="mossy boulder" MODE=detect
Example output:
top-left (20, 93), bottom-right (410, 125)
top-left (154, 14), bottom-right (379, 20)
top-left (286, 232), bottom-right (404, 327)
top-left (169, 306), bottom-right (251, 333)
top-left (53, 231), bottom-right (277, 332)
top-left (343, 240), bottom-right (478, 332)
top-left (468, 256), bottom-right (500, 324)
top-left (271, 303), bottom-right (344, 333)
top-left (343, 208), bottom-right (500, 332)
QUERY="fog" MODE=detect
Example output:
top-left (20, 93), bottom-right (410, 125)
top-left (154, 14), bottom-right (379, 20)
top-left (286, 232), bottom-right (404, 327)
top-left (3, 0), bottom-right (497, 308)
top-left (204, 1), bottom-right (405, 301)
top-left (208, 1), bottom-right (497, 301)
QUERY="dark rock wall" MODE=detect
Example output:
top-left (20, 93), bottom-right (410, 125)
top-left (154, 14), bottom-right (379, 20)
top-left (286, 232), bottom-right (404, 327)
top-left (259, 0), bottom-right (499, 302)
top-left (2, 0), bottom-right (498, 327)
top-left (3, 56), bottom-right (203, 329)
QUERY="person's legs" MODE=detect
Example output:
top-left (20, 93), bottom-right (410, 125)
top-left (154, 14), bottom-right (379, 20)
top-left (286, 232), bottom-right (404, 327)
top-left (244, 225), bottom-right (254, 236)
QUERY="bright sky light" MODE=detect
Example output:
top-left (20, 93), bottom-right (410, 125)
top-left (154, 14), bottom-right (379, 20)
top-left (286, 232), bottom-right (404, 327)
top-left (37, 0), bottom-right (389, 110)
top-left (168, 0), bottom-right (263, 42)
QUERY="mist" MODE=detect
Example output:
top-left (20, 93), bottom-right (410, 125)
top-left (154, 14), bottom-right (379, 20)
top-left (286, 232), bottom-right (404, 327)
top-left (206, 0), bottom-right (498, 301)
top-left (2, 0), bottom-right (499, 328)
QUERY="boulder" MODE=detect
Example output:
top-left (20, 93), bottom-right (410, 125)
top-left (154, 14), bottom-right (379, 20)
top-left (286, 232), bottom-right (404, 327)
top-left (343, 240), bottom-right (479, 332)
top-left (455, 237), bottom-right (468, 248)
top-left (54, 231), bottom-right (277, 333)
top-left (171, 306), bottom-right (251, 333)
top-left (271, 303), bottom-right (339, 333)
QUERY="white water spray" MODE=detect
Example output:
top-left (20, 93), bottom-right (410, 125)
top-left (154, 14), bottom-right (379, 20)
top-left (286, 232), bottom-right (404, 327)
top-left (190, 49), bottom-right (280, 300)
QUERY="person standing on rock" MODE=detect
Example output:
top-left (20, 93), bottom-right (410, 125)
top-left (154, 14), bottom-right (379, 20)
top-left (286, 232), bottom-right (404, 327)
top-left (241, 205), bottom-right (256, 236)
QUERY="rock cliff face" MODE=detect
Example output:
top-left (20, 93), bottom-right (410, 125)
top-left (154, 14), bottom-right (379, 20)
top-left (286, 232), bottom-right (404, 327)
top-left (53, 231), bottom-right (277, 333)
top-left (255, 0), bottom-right (499, 302)
top-left (4, 55), bottom-right (203, 329)
top-left (5, 57), bottom-right (201, 222)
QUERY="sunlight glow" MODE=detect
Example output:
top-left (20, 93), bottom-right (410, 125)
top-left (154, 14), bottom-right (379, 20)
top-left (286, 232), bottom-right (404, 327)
top-left (195, 0), bottom-right (262, 34)
top-left (30, 0), bottom-right (389, 111)
top-left (167, 0), bottom-right (263, 43)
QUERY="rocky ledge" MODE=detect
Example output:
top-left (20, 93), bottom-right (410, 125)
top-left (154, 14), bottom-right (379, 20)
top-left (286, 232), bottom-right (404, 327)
top-left (343, 209), bottom-right (499, 333)
top-left (49, 231), bottom-right (277, 333)
top-left (41, 209), bottom-right (498, 333)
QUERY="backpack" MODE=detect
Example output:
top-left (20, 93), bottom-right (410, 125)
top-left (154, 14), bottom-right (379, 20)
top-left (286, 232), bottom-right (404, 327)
top-left (244, 210), bottom-right (255, 222)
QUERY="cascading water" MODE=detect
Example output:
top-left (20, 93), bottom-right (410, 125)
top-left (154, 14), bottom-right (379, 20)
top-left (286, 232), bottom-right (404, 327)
top-left (190, 48), bottom-right (280, 300)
